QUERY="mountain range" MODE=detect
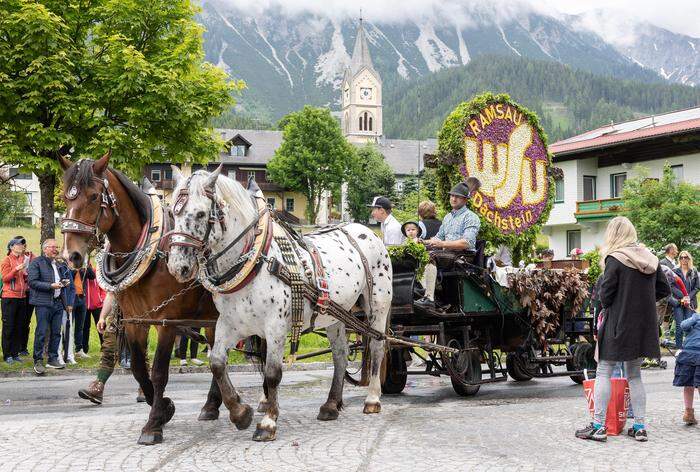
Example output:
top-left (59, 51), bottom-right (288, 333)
top-left (199, 0), bottom-right (700, 132)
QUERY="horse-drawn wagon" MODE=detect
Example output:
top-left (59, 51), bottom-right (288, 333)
top-left (344, 246), bottom-right (597, 397)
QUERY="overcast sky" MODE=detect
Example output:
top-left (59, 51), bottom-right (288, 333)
top-left (217, 0), bottom-right (700, 38)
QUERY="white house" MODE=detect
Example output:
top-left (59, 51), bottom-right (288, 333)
top-left (543, 106), bottom-right (700, 258)
top-left (0, 165), bottom-right (41, 224)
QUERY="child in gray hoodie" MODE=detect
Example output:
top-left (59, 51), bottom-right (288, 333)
top-left (673, 312), bottom-right (700, 425)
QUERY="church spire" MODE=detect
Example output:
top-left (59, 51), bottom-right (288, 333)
top-left (350, 17), bottom-right (374, 74)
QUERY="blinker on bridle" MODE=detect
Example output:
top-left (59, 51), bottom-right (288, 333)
top-left (60, 160), bottom-right (120, 243)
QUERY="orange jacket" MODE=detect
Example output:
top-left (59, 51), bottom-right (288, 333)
top-left (1, 253), bottom-right (30, 298)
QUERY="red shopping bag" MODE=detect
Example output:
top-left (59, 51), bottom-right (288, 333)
top-left (583, 375), bottom-right (630, 436)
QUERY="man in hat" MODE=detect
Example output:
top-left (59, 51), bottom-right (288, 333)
top-left (367, 196), bottom-right (404, 246)
top-left (415, 178), bottom-right (481, 309)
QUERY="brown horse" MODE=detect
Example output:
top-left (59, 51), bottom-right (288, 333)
top-left (59, 152), bottom-right (223, 445)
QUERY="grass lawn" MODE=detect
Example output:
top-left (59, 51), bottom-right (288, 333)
top-left (0, 225), bottom-right (332, 373)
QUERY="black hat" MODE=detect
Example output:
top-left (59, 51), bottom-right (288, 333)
top-left (401, 221), bottom-right (423, 238)
top-left (448, 177), bottom-right (481, 198)
top-left (366, 196), bottom-right (392, 211)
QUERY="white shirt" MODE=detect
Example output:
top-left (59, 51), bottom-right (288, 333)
top-left (381, 214), bottom-right (405, 246)
top-left (51, 260), bottom-right (61, 298)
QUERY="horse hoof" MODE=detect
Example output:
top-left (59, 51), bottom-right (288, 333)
top-left (137, 431), bottom-right (163, 446)
top-left (198, 408), bottom-right (220, 421)
top-left (257, 401), bottom-right (270, 413)
top-left (252, 425), bottom-right (277, 442)
top-left (317, 405), bottom-right (340, 421)
top-left (363, 402), bottom-right (381, 414)
top-left (163, 397), bottom-right (176, 424)
top-left (232, 404), bottom-right (254, 431)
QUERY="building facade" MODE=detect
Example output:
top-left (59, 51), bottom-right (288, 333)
top-left (0, 165), bottom-right (41, 225)
top-left (543, 107), bottom-right (700, 258)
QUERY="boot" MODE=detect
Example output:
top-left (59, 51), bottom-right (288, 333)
top-left (683, 408), bottom-right (697, 425)
top-left (136, 388), bottom-right (146, 403)
top-left (78, 380), bottom-right (104, 405)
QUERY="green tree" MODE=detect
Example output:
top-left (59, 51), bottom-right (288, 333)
top-left (0, 184), bottom-right (29, 226)
top-left (346, 144), bottom-right (396, 223)
top-left (268, 106), bottom-right (355, 223)
top-left (0, 0), bottom-right (239, 241)
top-left (624, 164), bottom-right (700, 260)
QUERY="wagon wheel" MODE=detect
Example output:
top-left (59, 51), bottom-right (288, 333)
top-left (505, 348), bottom-right (535, 381)
top-left (442, 337), bottom-right (481, 396)
top-left (380, 347), bottom-right (408, 395)
top-left (345, 332), bottom-right (370, 386)
top-left (566, 342), bottom-right (597, 384)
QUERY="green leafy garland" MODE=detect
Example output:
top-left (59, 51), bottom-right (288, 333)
top-left (436, 92), bottom-right (555, 264)
top-left (388, 240), bottom-right (430, 280)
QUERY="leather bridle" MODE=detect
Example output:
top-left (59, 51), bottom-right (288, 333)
top-left (165, 176), bottom-right (266, 281)
top-left (60, 163), bottom-right (119, 247)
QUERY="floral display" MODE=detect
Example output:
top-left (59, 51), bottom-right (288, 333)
top-left (436, 92), bottom-right (555, 263)
top-left (388, 240), bottom-right (430, 280)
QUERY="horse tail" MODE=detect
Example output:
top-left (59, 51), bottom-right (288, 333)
top-left (246, 335), bottom-right (267, 376)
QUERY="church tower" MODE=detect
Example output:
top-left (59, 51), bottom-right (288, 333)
top-left (341, 18), bottom-right (382, 144)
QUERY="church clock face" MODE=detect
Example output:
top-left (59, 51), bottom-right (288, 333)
top-left (360, 87), bottom-right (372, 100)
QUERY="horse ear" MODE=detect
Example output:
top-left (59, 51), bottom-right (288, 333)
top-left (204, 164), bottom-right (223, 190)
top-left (171, 165), bottom-right (183, 185)
top-left (92, 149), bottom-right (111, 176)
top-left (58, 153), bottom-right (73, 171)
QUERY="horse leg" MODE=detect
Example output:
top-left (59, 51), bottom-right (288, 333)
top-left (253, 338), bottom-right (283, 442)
top-left (198, 328), bottom-right (221, 421)
top-left (209, 337), bottom-right (253, 430)
top-left (363, 295), bottom-right (390, 414)
top-left (257, 378), bottom-right (270, 413)
top-left (198, 378), bottom-right (222, 421)
top-left (127, 326), bottom-right (154, 406)
top-left (137, 326), bottom-right (176, 445)
top-left (318, 322), bottom-right (348, 421)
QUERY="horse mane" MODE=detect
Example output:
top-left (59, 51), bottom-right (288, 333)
top-left (63, 159), bottom-right (150, 225)
top-left (190, 171), bottom-right (258, 224)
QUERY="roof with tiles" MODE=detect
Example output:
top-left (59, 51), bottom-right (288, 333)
top-left (550, 106), bottom-right (700, 156)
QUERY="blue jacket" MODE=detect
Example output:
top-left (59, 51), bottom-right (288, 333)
top-left (681, 313), bottom-right (700, 352)
top-left (27, 256), bottom-right (75, 308)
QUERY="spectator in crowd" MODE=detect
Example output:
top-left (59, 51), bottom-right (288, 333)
top-left (660, 243), bottom-right (678, 270)
top-left (57, 258), bottom-right (77, 365)
top-left (7, 235), bottom-right (35, 357)
top-left (671, 251), bottom-right (699, 349)
top-left (674, 310), bottom-right (700, 425)
top-left (28, 239), bottom-right (74, 374)
top-left (417, 200), bottom-right (442, 239)
top-left (1, 237), bottom-right (31, 364)
top-left (367, 196), bottom-right (404, 246)
top-left (401, 221), bottom-right (422, 243)
top-left (69, 254), bottom-right (91, 359)
top-left (576, 216), bottom-right (670, 442)
top-left (179, 331), bottom-right (205, 367)
top-left (82, 260), bottom-right (104, 350)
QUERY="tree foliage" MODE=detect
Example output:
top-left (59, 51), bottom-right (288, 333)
top-left (623, 165), bottom-right (700, 260)
top-left (0, 184), bottom-right (29, 226)
top-left (267, 106), bottom-right (355, 223)
top-left (384, 55), bottom-right (700, 143)
top-left (345, 144), bottom-right (395, 223)
top-left (0, 0), bottom-right (239, 240)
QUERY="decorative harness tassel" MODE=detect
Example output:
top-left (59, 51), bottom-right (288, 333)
top-left (274, 235), bottom-right (305, 364)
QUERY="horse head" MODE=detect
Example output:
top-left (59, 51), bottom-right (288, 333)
top-left (59, 150), bottom-right (116, 266)
top-left (167, 164), bottom-right (259, 283)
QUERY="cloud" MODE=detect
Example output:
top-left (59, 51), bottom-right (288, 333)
top-left (206, 0), bottom-right (700, 38)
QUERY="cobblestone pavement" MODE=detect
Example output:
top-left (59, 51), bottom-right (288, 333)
top-left (0, 358), bottom-right (698, 472)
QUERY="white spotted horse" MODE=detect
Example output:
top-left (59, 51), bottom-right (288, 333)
top-left (165, 164), bottom-right (392, 441)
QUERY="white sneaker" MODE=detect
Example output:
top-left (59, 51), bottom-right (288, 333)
top-left (180, 359), bottom-right (188, 366)
top-left (75, 350), bottom-right (90, 359)
top-left (67, 357), bottom-right (77, 365)
top-left (190, 358), bottom-right (204, 366)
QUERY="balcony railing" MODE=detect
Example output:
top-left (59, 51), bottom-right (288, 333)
top-left (154, 179), bottom-right (175, 190)
top-left (574, 197), bottom-right (624, 221)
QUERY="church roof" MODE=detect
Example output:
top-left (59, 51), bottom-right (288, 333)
top-left (349, 20), bottom-right (375, 76)
top-left (376, 138), bottom-right (437, 176)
